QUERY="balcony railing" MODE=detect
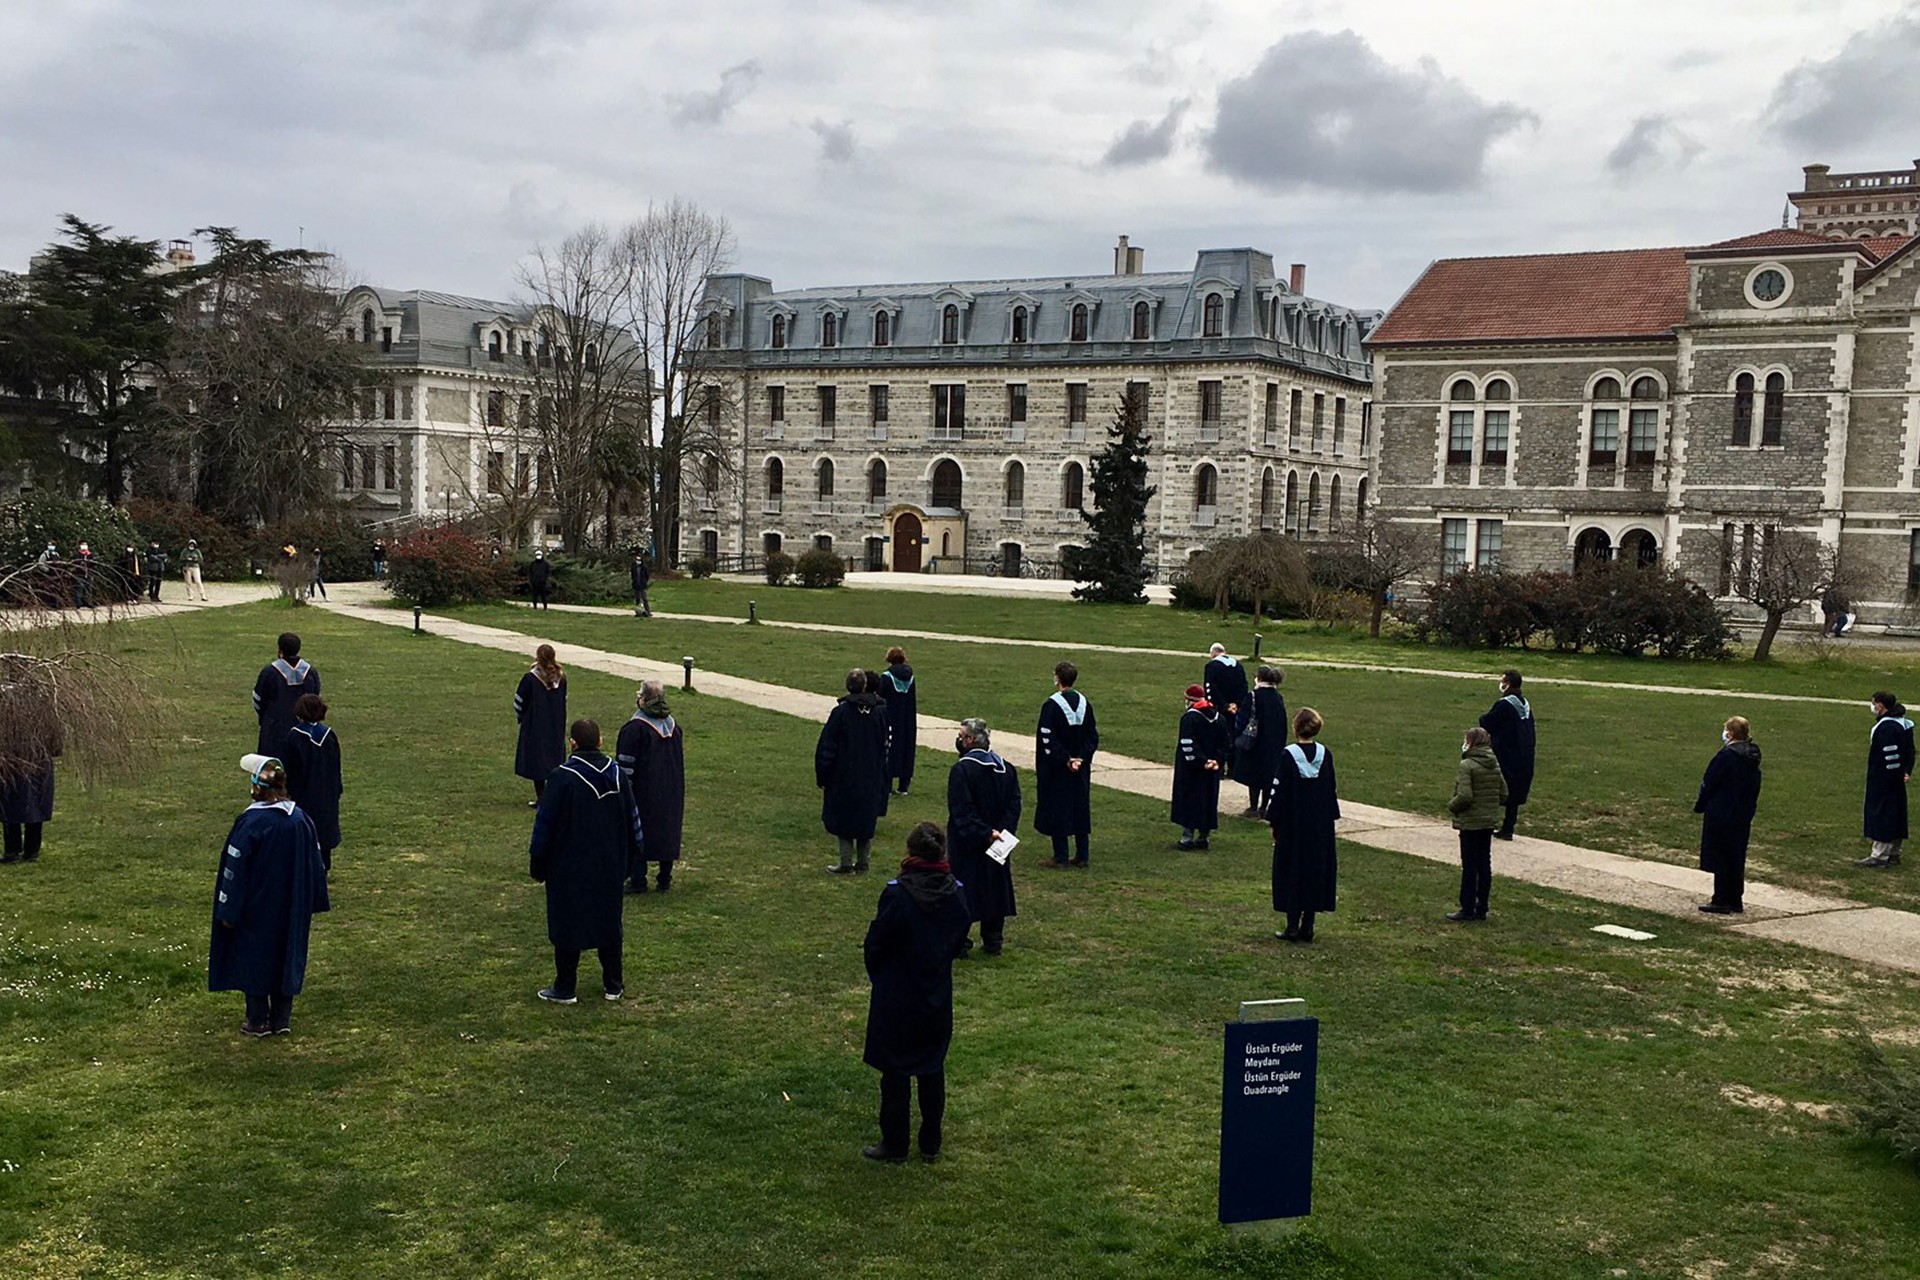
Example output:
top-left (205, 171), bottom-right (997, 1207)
top-left (815, 424), bottom-right (836, 441)
top-left (1003, 504), bottom-right (1024, 520)
top-left (1199, 419), bottom-right (1221, 443)
top-left (1193, 506), bottom-right (1218, 527)
top-left (932, 424), bottom-right (966, 443)
top-left (763, 422), bottom-right (785, 440)
top-left (868, 424), bottom-right (888, 441)
top-left (866, 499), bottom-right (887, 515)
top-left (762, 497), bottom-right (783, 514)
top-left (1066, 424), bottom-right (1087, 442)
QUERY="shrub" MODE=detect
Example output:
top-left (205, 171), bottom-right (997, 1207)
top-left (1521, 569), bottom-right (1593, 651)
top-left (764, 550), bottom-right (794, 586)
top-left (248, 512), bottom-right (377, 583)
top-left (123, 499), bottom-right (249, 580)
top-left (0, 493), bottom-right (142, 603)
top-left (794, 547), bottom-right (846, 589)
top-left (1168, 571), bottom-right (1211, 611)
top-left (685, 555), bottom-right (716, 580)
top-left (513, 552), bottom-right (628, 606)
top-left (384, 527), bottom-right (511, 607)
top-left (1419, 569), bottom-right (1536, 648)
top-left (1415, 564), bottom-right (1732, 659)
top-left (1853, 1035), bottom-right (1920, 1169)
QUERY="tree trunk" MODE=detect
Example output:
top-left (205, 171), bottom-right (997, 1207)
top-left (1753, 609), bottom-right (1785, 661)
top-left (1370, 588), bottom-right (1386, 638)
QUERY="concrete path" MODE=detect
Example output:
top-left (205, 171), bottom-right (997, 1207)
top-left (1, 580), bottom-right (282, 630)
top-left (722, 569), bottom-right (1175, 604)
top-left (316, 589), bottom-right (1920, 976)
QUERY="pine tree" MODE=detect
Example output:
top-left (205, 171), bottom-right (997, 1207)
top-left (1065, 393), bottom-right (1156, 604)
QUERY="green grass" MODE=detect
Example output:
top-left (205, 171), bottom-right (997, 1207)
top-left (459, 594), bottom-right (1910, 915)
top-left (5, 601), bottom-right (1920, 1278)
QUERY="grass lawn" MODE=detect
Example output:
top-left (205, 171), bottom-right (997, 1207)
top-left (460, 593), bottom-right (1911, 915)
top-left (5, 601), bottom-right (1920, 1278)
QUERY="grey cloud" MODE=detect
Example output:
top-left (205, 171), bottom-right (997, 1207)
top-left (1102, 100), bottom-right (1189, 167)
top-left (670, 61), bottom-right (763, 127)
top-left (1604, 114), bottom-right (1703, 176)
top-left (1765, 6), bottom-right (1920, 146)
top-left (1202, 30), bottom-right (1535, 193)
top-left (809, 118), bottom-right (856, 163)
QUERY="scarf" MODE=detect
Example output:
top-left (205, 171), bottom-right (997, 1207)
top-left (901, 856), bottom-right (950, 875)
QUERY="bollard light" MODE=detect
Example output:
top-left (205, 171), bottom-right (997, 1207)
top-left (682, 656), bottom-right (695, 690)
top-left (748, 599), bottom-right (758, 625)
top-left (1253, 632), bottom-right (1263, 659)
top-left (413, 605), bottom-right (422, 634)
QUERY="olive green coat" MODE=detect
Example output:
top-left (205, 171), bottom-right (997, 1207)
top-left (1449, 745), bottom-right (1509, 831)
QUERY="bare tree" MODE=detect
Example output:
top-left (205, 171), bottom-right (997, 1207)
top-left (1188, 534), bottom-right (1311, 619)
top-left (1319, 519), bottom-right (1431, 637)
top-left (431, 395), bottom-right (546, 551)
top-left (1733, 527), bottom-right (1875, 661)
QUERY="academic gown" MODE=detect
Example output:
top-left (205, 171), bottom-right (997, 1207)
top-left (529, 752), bottom-right (642, 951)
top-left (281, 722), bottom-right (343, 863)
top-left (0, 758), bottom-right (55, 825)
top-left (815, 692), bottom-right (890, 840)
top-left (863, 869), bottom-right (973, 1075)
top-left (615, 712), bottom-right (685, 864)
top-left (947, 749), bottom-right (1022, 924)
top-left (1171, 704), bottom-right (1230, 832)
top-left (1033, 689), bottom-right (1098, 838)
top-left (1204, 655), bottom-right (1251, 732)
top-left (514, 670), bottom-right (568, 782)
top-left (880, 663), bottom-right (918, 788)
top-left (208, 801), bottom-right (330, 996)
top-left (1268, 743), bottom-right (1340, 913)
top-left (1865, 714), bottom-right (1916, 842)
top-left (1695, 740), bottom-right (1762, 873)
top-left (1247, 685), bottom-right (1290, 786)
top-left (253, 658), bottom-right (322, 757)
top-left (1479, 694), bottom-right (1536, 806)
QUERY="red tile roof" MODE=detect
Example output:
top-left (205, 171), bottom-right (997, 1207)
top-left (1367, 248), bottom-right (1692, 347)
top-left (1700, 228), bottom-right (1837, 251)
top-left (1861, 234), bottom-right (1914, 264)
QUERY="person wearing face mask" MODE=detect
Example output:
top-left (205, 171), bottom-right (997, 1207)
top-left (1859, 691), bottom-right (1915, 868)
top-left (946, 718), bottom-right (1021, 956)
top-left (818, 669), bottom-right (890, 875)
top-left (1479, 670), bottom-right (1534, 840)
top-left (527, 548), bottom-right (552, 610)
top-left (1173, 683), bottom-right (1229, 850)
top-left (1446, 727), bottom-right (1508, 922)
top-left (616, 680), bottom-right (685, 894)
top-left (1696, 717), bottom-right (1762, 912)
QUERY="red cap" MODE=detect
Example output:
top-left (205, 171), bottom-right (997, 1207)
top-left (1185, 684), bottom-right (1205, 700)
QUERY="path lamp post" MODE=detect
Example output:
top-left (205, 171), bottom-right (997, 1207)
top-left (682, 656), bottom-right (695, 690)
top-left (412, 605), bottom-right (422, 634)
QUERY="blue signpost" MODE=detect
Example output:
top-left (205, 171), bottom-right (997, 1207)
top-left (1219, 1007), bottom-right (1319, 1225)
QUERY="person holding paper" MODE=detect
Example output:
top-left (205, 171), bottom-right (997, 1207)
top-left (1034, 661), bottom-right (1098, 868)
top-left (1268, 706), bottom-right (1340, 943)
top-left (1172, 684), bottom-right (1229, 849)
top-left (947, 718), bottom-right (1022, 956)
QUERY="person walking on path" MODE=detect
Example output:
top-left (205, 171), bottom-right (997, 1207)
top-left (528, 549), bottom-right (552, 610)
top-left (1859, 691), bottom-right (1914, 868)
top-left (1204, 643), bottom-right (1251, 736)
top-left (529, 719), bottom-right (642, 1004)
top-left (180, 539), bottom-right (209, 602)
top-left (879, 646), bottom-right (917, 798)
top-left (1173, 683), bottom-right (1229, 849)
top-left (629, 549), bottom-right (652, 617)
top-left (860, 820), bottom-right (973, 1164)
top-left (1034, 660), bottom-right (1098, 868)
top-left (615, 681), bottom-right (684, 894)
top-left (0, 658), bottom-right (59, 866)
top-left (253, 632), bottom-right (321, 757)
top-left (817, 669), bottom-right (890, 874)
top-left (209, 754), bottom-right (330, 1036)
top-left (1480, 670), bottom-right (1535, 840)
top-left (116, 545), bottom-right (141, 601)
top-left (1239, 665), bottom-right (1289, 817)
top-left (72, 543), bottom-right (94, 609)
top-left (306, 547), bottom-right (328, 601)
top-left (947, 718), bottom-right (1021, 956)
top-left (515, 644), bottom-right (569, 807)
top-left (370, 540), bottom-right (388, 580)
top-left (281, 694), bottom-right (343, 873)
top-left (1269, 707), bottom-right (1340, 943)
top-left (1697, 716), bottom-right (1762, 912)
top-left (143, 540), bottom-right (167, 602)
top-left (1446, 727), bottom-right (1508, 922)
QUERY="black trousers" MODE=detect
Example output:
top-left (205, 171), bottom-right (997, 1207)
top-left (531, 587), bottom-right (549, 610)
top-left (1050, 833), bottom-right (1089, 864)
top-left (145, 574), bottom-right (162, 601)
top-left (3, 823), bottom-right (43, 860)
top-left (979, 917), bottom-right (1005, 952)
top-left (1499, 800), bottom-right (1520, 838)
top-left (879, 1069), bottom-right (946, 1157)
top-left (1283, 910), bottom-right (1318, 939)
top-left (633, 586), bottom-right (651, 614)
top-left (553, 945), bottom-right (623, 997)
top-left (1712, 856), bottom-right (1746, 909)
top-left (243, 992), bottom-right (294, 1031)
top-left (1458, 828), bottom-right (1493, 916)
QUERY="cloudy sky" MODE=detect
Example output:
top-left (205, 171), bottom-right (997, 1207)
top-left (3, 0), bottom-right (1917, 310)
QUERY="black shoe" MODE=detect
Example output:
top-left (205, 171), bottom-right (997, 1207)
top-left (1194, 838), bottom-right (1210, 850)
top-left (1175, 838), bottom-right (1196, 850)
top-left (1699, 903), bottom-right (1734, 914)
top-left (826, 864), bottom-right (857, 875)
top-left (626, 880), bottom-right (649, 895)
top-left (956, 937), bottom-right (975, 958)
top-left (982, 943), bottom-right (1003, 957)
top-left (895, 788), bottom-right (910, 797)
top-left (1039, 859), bottom-right (1069, 869)
top-left (272, 1023), bottom-right (291, 1035)
top-left (240, 1020), bottom-right (274, 1038)
top-left (1445, 910), bottom-right (1478, 922)
top-left (1071, 859), bottom-right (1089, 868)
top-left (20, 850), bottom-right (37, 862)
top-left (919, 1150), bottom-right (939, 1164)
top-left (537, 987), bottom-right (578, 1005)
top-left (1494, 831), bottom-right (1514, 841)
top-left (655, 878), bottom-right (671, 893)
top-left (0, 853), bottom-right (19, 865)
top-left (1276, 926), bottom-right (1299, 942)
top-left (862, 1144), bottom-right (908, 1164)
top-left (853, 864), bottom-right (869, 875)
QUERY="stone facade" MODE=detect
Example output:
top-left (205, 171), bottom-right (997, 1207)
top-left (693, 242), bottom-right (1377, 574)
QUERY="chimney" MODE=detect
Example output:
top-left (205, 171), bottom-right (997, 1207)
top-left (165, 239), bottom-right (195, 271)
top-left (1113, 234), bottom-right (1143, 276)
top-left (1288, 263), bottom-right (1306, 294)
top-left (1802, 163), bottom-right (1831, 192)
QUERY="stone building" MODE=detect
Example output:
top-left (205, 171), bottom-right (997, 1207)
top-left (1367, 160), bottom-right (1920, 617)
top-left (692, 239), bottom-right (1378, 574)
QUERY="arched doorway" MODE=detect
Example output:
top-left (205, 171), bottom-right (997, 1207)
top-left (893, 511), bottom-right (923, 573)
top-left (1620, 528), bottom-right (1660, 567)
top-left (1574, 527), bottom-right (1613, 569)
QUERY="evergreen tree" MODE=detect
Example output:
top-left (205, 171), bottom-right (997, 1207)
top-left (1065, 393), bottom-right (1156, 604)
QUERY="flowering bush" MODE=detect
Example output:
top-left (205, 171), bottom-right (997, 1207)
top-left (384, 527), bottom-right (511, 607)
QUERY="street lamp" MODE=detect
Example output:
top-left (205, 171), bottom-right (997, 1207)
top-left (441, 489), bottom-right (452, 527)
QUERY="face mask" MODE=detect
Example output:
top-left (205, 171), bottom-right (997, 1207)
top-left (955, 736), bottom-right (968, 753)
top-left (1461, 744), bottom-right (1471, 757)
top-left (1721, 731), bottom-right (1731, 745)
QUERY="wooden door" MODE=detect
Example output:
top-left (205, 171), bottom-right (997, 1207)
top-left (893, 513), bottom-right (922, 573)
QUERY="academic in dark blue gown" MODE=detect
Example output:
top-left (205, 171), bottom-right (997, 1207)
top-left (529, 752), bottom-right (642, 952)
top-left (1696, 737), bottom-right (1762, 909)
top-left (208, 801), bottom-right (330, 997)
top-left (1865, 710), bottom-right (1915, 842)
top-left (0, 759), bottom-right (56, 826)
top-left (514, 669), bottom-right (568, 783)
top-left (281, 721), bottom-right (343, 868)
top-left (1171, 702), bottom-right (1230, 835)
top-left (816, 690), bottom-right (890, 841)
top-left (1479, 693), bottom-right (1536, 806)
top-left (1034, 689), bottom-right (1098, 839)
top-left (253, 657), bottom-right (321, 756)
top-left (880, 662), bottom-right (918, 793)
top-left (1243, 683), bottom-right (1289, 790)
top-left (1268, 742), bottom-right (1340, 915)
top-left (616, 707), bottom-right (685, 887)
top-left (946, 748), bottom-right (1022, 929)
top-left (1204, 653), bottom-right (1251, 732)
top-left (863, 865), bottom-right (973, 1075)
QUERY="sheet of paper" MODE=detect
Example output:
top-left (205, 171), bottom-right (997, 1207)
top-left (986, 832), bottom-right (1019, 864)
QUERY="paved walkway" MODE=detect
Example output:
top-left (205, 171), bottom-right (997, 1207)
top-left (1, 580), bottom-right (282, 630)
top-left (722, 569), bottom-right (1176, 604)
top-left (315, 589), bottom-right (1920, 976)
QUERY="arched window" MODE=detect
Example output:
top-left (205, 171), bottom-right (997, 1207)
top-left (873, 311), bottom-right (890, 347)
top-left (932, 458), bottom-right (963, 509)
top-left (1259, 466), bottom-right (1275, 529)
top-left (1483, 378), bottom-right (1510, 401)
top-left (584, 342), bottom-right (599, 372)
top-left (1355, 476), bottom-right (1369, 525)
top-left (1011, 306), bottom-right (1028, 344)
top-left (1005, 460), bottom-right (1025, 509)
top-left (1630, 376), bottom-right (1660, 400)
top-left (1732, 372), bottom-right (1755, 445)
top-left (1202, 292), bottom-right (1224, 337)
top-left (703, 457), bottom-right (720, 494)
top-left (1762, 372), bottom-right (1785, 445)
top-left (1449, 379), bottom-right (1476, 401)
top-left (1133, 301), bottom-right (1151, 340)
top-left (706, 315), bottom-right (721, 348)
top-left (941, 304), bottom-right (960, 344)
top-left (1070, 304), bottom-right (1089, 342)
top-left (771, 315), bottom-right (787, 349)
top-left (1195, 463), bottom-right (1219, 510)
top-left (821, 313), bottom-right (838, 348)
top-left (1574, 527), bottom-right (1613, 569)
top-left (1329, 475), bottom-right (1342, 530)
top-left (1592, 376), bottom-right (1621, 401)
top-left (362, 310), bottom-right (376, 343)
top-left (1062, 462), bottom-right (1084, 511)
top-left (765, 457), bottom-right (784, 510)
top-left (487, 330), bottom-right (503, 360)
top-left (1306, 474), bottom-right (1322, 532)
top-left (868, 459), bottom-right (887, 504)
top-left (817, 457), bottom-right (835, 500)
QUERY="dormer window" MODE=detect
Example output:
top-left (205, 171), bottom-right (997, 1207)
top-left (873, 311), bottom-right (890, 346)
top-left (1070, 304), bottom-right (1089, 342)
top-left (706, 315), bottom-right (721, 348)
top-left (1133, 301), bottom-right (1151, 340)
top-left (941, 304), bottom-right (960, 344)
top-left (1202, 292), bottom-right (1224, 337)
top-left (772, 315), bottom-right (787, 349)
top-left (488, 331), bottom-right (504, 362)
top-left (1012, 306), bottom-right (1028, 344)
top-left (362, 309), bottom-right (375, 344)
top-left (822, 313), bottom-right (838, 348)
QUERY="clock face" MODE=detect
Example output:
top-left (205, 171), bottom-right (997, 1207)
top-left (1751, 269), bottom-right (1786, 302)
